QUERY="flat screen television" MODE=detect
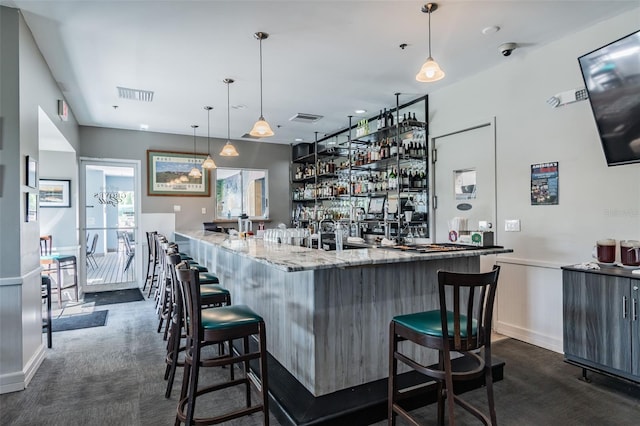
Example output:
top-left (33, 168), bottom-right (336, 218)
top-left (578, 30), bottom-right (640, 166)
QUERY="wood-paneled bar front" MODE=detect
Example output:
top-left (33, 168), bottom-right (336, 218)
top-left (175, 230), bottom-right (512, 423)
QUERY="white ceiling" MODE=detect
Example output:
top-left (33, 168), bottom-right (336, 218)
top-left (5, 0), bottom-right (639, 146)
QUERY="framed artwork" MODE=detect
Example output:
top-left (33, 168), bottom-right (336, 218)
top-left (39, 179), bottom-right (71, 208)
top-left (26, 155), bottom-right (38, 188)
top-left (147, 150), bottom-right (210, 196)
top-left (531, 162), bottom-right (559, 205)
top-left (25, 192), bottom-right (37, 222)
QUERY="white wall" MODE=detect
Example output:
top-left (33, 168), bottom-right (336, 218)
top-left (429, 10), bottom-right (640, 352)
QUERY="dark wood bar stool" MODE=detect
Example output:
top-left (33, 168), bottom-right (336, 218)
top-left (41, 275), bottom-right (52, 349)
top-left (164, 253), bottom-right (231, 398)
top-left (156, 241), bottom-right (220, 338)
top-left (388, 265), bottom-right (501, 426)
top-left (175, 265), bottom-right (269, 426)
top-left (143, 231), bottom-right (159, 293)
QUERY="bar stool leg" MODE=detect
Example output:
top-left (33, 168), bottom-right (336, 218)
top-left (388, 323), bottom-right (397, 426)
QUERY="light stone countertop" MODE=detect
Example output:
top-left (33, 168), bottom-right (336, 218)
top-left (175, 230), bottom-right (513, 273)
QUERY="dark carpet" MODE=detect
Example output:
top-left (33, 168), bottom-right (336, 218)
top-left (51, 310), bottom-right (108, 332)
top-left (82, 288), bottom-right (144, 306)
top-left (1, 298), bottom-right (637, 426)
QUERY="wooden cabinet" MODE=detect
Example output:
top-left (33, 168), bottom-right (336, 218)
top-left (562, 266), bottom-right (639, 383)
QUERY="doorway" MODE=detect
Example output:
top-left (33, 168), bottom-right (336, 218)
top-left (80, 158), bottom-right (141, 292)
top-left (432, 119), bottom-right (497, 271)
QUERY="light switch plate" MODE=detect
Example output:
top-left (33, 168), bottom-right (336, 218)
top-left (505, 219), bottom-right (520, 232)
top-left (201, 208), bottom-right (207, 215)
top-left (173, 205), bottom-right (181, 212)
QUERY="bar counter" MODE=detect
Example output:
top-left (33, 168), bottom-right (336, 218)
top-left (175, 229), bottom-right (512, 400)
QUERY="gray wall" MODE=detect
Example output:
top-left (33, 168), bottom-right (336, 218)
top-left (0, 6), bottom-right (80, 394)
top-left (39, 150), bottom-right (78, 249)
top-left (78, 126), bottom-right (291, 230)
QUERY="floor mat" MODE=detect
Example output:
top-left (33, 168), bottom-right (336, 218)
top-left (52, 310), bottom-right (108, 332)
top-left (83, 288), bottom-right (144, 306)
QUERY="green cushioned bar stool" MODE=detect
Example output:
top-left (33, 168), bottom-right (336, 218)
top-left (388, 265), bottom-right (501, 426)
top-left (175, 265), bottom-right (269, 426)
top-left (164, 254), bottom-right (231, 399)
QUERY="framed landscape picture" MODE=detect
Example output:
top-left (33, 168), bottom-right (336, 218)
top-left (39, 179), bottom-right (71, 208)
top-left (26, 155), bottom-right (38, 188)
top-left (147, 150), bottom-right (210, 196)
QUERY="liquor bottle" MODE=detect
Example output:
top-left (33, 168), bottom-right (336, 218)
top-left (383, 108), bottom-right (388, 128)
top-left (390, 138), bottom-right (398, 157)
top-left (377, 110), bottom-right (383, 130)
top-left (402, 168), bottom-right (410, 189)
top-left (388, 168), bottom-right (397, 190)
top-left (387, 109), bottom-right (395, 127)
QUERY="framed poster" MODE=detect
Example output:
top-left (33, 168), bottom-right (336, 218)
top-left (531, 162), bottom-right (559, 205)
top-left (26, 156), bottom-right (38, 188)
top-left (39, 179), bottom-right (71, 208)
top-left (147, 150), bottom-right (210, 196)
top-left (25, 193), bottom-right (37, 222)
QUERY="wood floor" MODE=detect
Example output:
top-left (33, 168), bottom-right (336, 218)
top-left (86, 250), bottom-right (135, 285)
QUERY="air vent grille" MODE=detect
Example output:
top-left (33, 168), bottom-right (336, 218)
top-left (289, 113), bottom-right (323, 123)
top-left (241, 133), bottom-right (263, 139)
top-left (117, 86), bottom-right (154, 102)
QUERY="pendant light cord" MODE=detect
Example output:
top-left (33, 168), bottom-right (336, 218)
top-left (428, 4), bottom-right (432, 57)
top-left (227, 82), bottom-right (231, 141)
top-left (259, 37), bottom-right (264, 117)
top-left (207, 109), bottom-right (211, 154)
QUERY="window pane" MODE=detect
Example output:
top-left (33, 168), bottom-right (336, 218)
top-left (216, 168), bottom-right (268, 219)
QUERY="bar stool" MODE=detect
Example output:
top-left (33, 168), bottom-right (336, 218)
top-left (41, 275), bottom-right (52, 349)
top-left (158, 245), bottom-right (220, 339)
top-left (40, 235), bottom-right (78, 308)
top-left (143, 231), bottom-right (158, 293)
top-left (175, 264), bottom-right (269, 426)
top-left (388, 265), bottom-right (501, 426)
top-left (164, 253), bottom-right (231, 398)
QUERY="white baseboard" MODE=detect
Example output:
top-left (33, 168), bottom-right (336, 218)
top-left (0, 344), bottom-right (46, 395)
top-left (495, 320), bottom-right (563, 354)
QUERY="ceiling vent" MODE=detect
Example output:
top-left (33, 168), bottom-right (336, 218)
top-left (241, 133), bottom-right (263, 139)
top-left (289, 113), bottom-right (323, 123)
top-left (117, 86), bottom-right (154, 102)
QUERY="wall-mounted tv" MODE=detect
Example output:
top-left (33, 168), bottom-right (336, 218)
top-left (578, 30), bottom-right (640, 166)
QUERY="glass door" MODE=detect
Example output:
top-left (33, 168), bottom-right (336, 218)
top-left (80, 158), bottom-right (141, 292)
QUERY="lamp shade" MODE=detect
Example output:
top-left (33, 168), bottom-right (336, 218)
top-left (416, 57), bottom-right (445, 82)
top-left (201, 154), bottom-right (217, 169)
top-left (220, 142), bottom-right (239, 157)
top-left (249, 116), bottom-right (274, 137)
top-left (188, 167), bottom-right (202, 178)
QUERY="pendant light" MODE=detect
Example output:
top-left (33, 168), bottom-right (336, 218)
top-left (188, 125), bottom-right (202, 178)
top-left (220, 78), bottom-right (240, 157)
top-left (416, 3), bottom-right (445, 83)
top-left (201, 106), bottom-right (217, 169)
top-left (249, 31), bottom-right (274, 137)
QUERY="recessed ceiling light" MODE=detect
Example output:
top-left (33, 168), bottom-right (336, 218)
top-left (482, 26), bottom-right (500, 35)
top-left (139, 124), bottom-right (149, 131)
top-left (294, 138), bottom-right (304, 142)
top-left (231, 104), bottom-right (247, 110)
top-left (355, 109), bottom-right (367, 114)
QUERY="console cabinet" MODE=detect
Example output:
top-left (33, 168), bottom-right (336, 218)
top-left (562, 266), bottom-right (639, 383)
